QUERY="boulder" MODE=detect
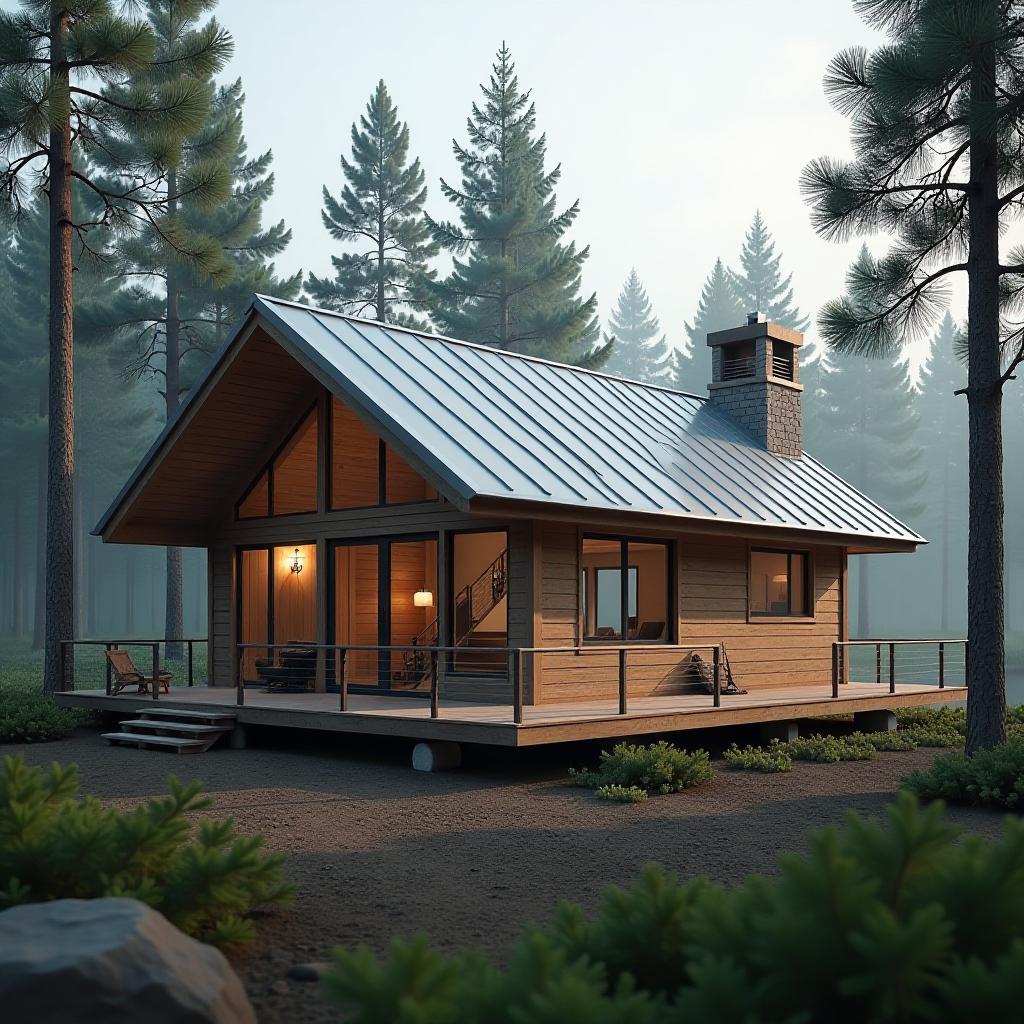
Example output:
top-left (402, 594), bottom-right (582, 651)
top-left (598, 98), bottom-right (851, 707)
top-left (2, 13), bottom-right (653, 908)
top-left (0, 897), bottom-right (255, 1023)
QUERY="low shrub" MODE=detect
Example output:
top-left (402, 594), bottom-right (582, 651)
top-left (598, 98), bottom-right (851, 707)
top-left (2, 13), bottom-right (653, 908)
top-left (853, 729), bottom-right (919, 752)
top-left (895, 705), bottom-right (967, 735)
top-left (596, 784), bottom-right (648, 803)
top-left (0, 688), bottom-right (82, 743)
top-left (0, 754), bottom-right (293, 947)
top-left (723, 740), bottom-right (793, 772)
top-left (903, 738), bottom-right (1024, 809)
top-left (323, 794), bottom-right (1024, 1022)
top-left (570, 741), bottom-right (712, 796)
top-left (786, 733), bottom-right (876, 763)
top-left (902, 726), bottom-right (962, 748)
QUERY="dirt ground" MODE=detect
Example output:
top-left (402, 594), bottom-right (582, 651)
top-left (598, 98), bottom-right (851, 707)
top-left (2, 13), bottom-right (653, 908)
top-left (9, 722), bottom-right (1008, 1024)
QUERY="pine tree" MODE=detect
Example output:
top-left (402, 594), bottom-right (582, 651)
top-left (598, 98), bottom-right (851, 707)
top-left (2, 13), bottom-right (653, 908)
top-left (602, 269), bottom-right (672, 384)
top-left (0, 0), bottom-right (229, 692)
top-left (729, 211), bottom-right (810, 330)
top-left (675, 258), bottom-right (744, 392)
top-left (306, 79), bottom-right (435, 326)
top-left (918, 313), bottom-right (968, 635)
top-left (424, 44), bottom-right (608, 367)
top-left (801, 0), bottom-right (1024, 752)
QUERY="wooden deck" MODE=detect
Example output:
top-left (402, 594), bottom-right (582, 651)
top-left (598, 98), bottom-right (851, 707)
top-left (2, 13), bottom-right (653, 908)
top-left (55, 682), bottom-right (966, 748)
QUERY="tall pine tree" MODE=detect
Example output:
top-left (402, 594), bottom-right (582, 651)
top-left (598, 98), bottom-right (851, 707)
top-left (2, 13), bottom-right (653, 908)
top-left (603, 269), bottom-right (672, 384)
top-left (424, 44), bottom-right (608, 366)
top-left (675, 258), bottom-right (743, 392)
top-left (729, 211), bottom-right (809, 330)
top-left (306, 79), bottom-right (435, 325)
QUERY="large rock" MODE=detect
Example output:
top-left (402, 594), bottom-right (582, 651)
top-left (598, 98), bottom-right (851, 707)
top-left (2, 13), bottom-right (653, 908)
top-left (0, 897), bottom-right (255, 1023)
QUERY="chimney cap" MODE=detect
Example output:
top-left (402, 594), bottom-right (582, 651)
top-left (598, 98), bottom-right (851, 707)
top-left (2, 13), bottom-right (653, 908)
top-left (707, 318), bottom-right (804, 348)
top-left (747, 311), bottom-right (767, 325)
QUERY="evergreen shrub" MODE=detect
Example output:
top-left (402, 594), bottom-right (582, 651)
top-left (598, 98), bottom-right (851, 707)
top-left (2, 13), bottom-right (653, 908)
top-left (595, 784), bottom-right (649, 804)
top-left (323, 795), bottom-right (1024, 1022)
top-left (786, 733), bottom-right (876, 763)
top-left (0, 755), bottom-right (293, 947)
top-left (904, 739), bottom-right (1024, 809)
top-left (570, 741), bottom-right (712, 797)
top-left (723, 740), bottom-right (793, 772)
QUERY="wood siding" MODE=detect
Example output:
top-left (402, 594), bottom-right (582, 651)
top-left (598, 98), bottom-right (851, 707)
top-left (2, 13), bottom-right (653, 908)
top-left (535, 525), bottom-right (844, 704)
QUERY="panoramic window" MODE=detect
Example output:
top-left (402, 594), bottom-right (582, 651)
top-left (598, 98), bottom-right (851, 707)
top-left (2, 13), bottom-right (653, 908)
top-left (236, 407), bottom-right (318, 519)
top-left (385, 446), bottom-right (437, 504)
top-left (749, 549), bottom-right (809, 617)
top-left (450, 530), bottom-right (508, 673)
top-left (331, 400), bottom-right (380, 509)
top-left (581, 535), bottom-right (669, 642)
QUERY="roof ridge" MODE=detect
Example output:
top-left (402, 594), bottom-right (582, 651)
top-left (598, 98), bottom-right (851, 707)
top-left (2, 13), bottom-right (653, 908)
top-left (252, 294), bottom-right (710, 403)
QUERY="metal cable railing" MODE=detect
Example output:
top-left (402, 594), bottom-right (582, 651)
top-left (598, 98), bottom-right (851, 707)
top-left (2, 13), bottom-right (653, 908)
top-left (832, 639), bottom-right (967, 697)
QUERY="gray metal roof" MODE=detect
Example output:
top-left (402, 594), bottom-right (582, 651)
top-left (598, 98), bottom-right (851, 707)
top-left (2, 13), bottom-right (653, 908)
top-left (249, 295), bottom-right (923, 546)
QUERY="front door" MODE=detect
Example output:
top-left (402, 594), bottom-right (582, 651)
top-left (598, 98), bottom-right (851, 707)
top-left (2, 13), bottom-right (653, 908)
top-left (330, 535), bottom-right (438, 692)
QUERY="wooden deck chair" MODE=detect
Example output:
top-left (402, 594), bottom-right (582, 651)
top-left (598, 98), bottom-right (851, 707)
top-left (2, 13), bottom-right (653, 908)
top-left (105, 649), bottom-right (172, 695)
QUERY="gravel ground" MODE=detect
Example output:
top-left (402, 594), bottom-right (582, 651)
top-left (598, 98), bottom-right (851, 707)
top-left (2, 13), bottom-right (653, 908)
top-left (8, 723), bottom-right (1008, 1024)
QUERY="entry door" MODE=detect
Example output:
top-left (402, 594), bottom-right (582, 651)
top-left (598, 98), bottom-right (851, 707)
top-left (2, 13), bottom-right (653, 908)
top-left (330, 535), bottom-right (438, 691)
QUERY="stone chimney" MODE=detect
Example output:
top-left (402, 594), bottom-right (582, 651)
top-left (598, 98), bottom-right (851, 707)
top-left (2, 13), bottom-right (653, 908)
top-left (706, 312), bottom-right (804, 457)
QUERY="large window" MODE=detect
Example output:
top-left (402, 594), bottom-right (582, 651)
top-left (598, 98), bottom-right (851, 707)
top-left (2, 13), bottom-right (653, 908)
top-left (237, 406), bottom-right (318, 519)
top-left (749, 548), bottom-right (810, 617)
top-left (330, 397), bottom-right (437, 509)
top-left (450, 530), bottom-right (508, 674)
top-left (581, 536), bottom-right (670, 642)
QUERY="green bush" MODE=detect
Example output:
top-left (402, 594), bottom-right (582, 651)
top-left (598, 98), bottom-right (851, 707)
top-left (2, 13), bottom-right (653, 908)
top-left (895, 705), bottom-right (967, 735)
top-left (786, 732), bottom-right (876, 763)
top-left (853, 729), bottom-right (919, 752)
top-left (0, 688), bottom-right (82, 743)
top-left (570, 741), bottom-right (712, 797)
top-left (596, 784), bottom-right (648, 803)
top-left (323, 794), bottom-right (1024, 1022)
top-left (723, 740), bottom-right (792, 772)
top-left (902, 726), bottom-right (962, 748)
top-left (0, 755), bottom-right (293, 947)
top-left (904, 738), bottom-right (1024, 809)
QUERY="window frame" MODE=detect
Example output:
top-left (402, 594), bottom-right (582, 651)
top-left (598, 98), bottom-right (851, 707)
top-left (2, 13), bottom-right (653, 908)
top-left (747, 545), bottom-right (815, 621)
top-left (235, 402), bottom-right (319, 521)
top-left (580, 533), bottom-right (673, 645)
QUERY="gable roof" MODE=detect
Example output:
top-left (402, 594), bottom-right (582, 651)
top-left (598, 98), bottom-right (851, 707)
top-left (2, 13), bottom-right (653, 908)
top-left (95, 294), bottom-right (925, 549)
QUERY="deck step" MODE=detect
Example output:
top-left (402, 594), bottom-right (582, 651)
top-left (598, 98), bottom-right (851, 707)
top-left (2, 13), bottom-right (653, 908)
top-left (102, 732), bottom-right (207, 754)
top-left (119, 719), bottom-right (227, 737)
top-left (136, 708), bottom-right (237, 726)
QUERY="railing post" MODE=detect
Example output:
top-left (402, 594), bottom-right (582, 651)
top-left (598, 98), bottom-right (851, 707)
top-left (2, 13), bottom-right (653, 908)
top-left (831, 643), bottom-right (839, 698)
top-left (338, 648), bottom-right (348, 712)
top-left (187, 640), bottom-right (194, 687)
top-left (712, 646), bottom-right (721, 708)
top-left (889, 642), bottom-right (896, 694)
top-left (105, 643), bottom-right (113, 696)
top-left (875, 643), bottom-right (881, 685)
top-left (430, 649), bottom-right (439, 719)
top-left (618, 648), bottom-right (627, 715)
top-left (964, 641), bottom-right (970, 688)
top-left (237, 647), bottom-right (245, 706)
top-left (511, 649), bottom-right (523, 725)
top-left (152, 642), bottom-right (160, 701)
top-left (938, 641), bottom-right (945, 689)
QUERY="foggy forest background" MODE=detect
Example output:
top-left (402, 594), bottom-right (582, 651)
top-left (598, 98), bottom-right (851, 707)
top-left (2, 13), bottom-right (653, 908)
top-left (0, 13), bottom-right (1018, 665)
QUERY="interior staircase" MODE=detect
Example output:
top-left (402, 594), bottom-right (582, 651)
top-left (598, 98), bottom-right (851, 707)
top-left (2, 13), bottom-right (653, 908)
top-left (101, 707), bottom-right (237, 754)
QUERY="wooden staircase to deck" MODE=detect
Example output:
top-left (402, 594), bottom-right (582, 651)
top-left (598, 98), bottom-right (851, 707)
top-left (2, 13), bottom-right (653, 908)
top-left (102, 708), bottom-right (237, 754)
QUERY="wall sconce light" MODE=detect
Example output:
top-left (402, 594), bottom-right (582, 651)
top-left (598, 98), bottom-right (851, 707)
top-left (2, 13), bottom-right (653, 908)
top-left (290, 548), bottom-right (304, 575)
top-left (413, 590), bottom-right (433, 608)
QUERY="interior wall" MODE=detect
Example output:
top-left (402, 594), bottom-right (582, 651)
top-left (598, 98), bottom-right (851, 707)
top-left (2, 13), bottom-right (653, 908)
top-left (334, 543), bottom-right (379, 683)
top-left (452, 530), bottom-right (507, 635)
top-left (273, 543), bottom-right (317, 645)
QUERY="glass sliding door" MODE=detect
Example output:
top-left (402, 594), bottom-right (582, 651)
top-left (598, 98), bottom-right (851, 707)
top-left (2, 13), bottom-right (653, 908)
top-left (389, 538), bottom-right (438, 687)
top-left (333, 543), bottom-right (380, 685)
top-left (239, 548), bottom-right (269, 683)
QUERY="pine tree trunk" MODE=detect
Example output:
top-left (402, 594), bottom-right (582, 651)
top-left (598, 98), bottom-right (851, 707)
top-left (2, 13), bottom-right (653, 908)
top-left (164, 170), bottom-right (184, 661)
top-left (42, 9), bottom-right (74, 694)
top-left (13, 486), bottom-right (24, 640)
top-left (940, 454), bottom-right (951, 635)
top-left (964, 48), bottom-right (1006, 754)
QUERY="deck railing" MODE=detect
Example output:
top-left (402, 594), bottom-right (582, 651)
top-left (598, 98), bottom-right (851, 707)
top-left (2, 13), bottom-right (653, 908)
top-left (236, 642), bottom-right (725, 724)
top-left (831, 639), bottom-right (968, 697)
top-left (56, 638), bottom-right (208, 697)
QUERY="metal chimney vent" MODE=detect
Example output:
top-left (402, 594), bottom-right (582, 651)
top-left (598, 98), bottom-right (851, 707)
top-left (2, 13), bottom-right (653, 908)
top-left (747, 311), bottom-right (767, 325)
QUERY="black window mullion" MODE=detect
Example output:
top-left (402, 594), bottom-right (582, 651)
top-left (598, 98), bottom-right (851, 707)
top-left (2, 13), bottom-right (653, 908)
top-left (620, 539), bottom-right (628, 640)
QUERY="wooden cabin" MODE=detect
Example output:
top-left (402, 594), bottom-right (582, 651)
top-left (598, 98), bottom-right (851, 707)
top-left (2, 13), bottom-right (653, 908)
top-left (81, 296), bottom-right (957, 749)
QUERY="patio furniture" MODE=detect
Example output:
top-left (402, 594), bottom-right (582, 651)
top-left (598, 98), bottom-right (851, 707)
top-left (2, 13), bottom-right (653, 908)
top-left (256, 646), bottom-right (318, 692)
top-left (105, 649), bottom-right (173, 696)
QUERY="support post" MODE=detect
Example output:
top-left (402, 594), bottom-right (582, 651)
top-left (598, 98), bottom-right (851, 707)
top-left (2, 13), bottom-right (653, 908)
top-left (618, 648), bottom-right (627, 715)
top-left (151, 642), bottom-right (160, 701)
top-left (430, 649), bottom-right (439, 719)
top-left (831, 643), bottom-right (839, 698)
top-left (964, 641), bottom-right (970, 687)
top-left (712, 646), bottom-right (721, 708)
top-left (889, 642), bottom-right (896, 694)
top-left (105, 642), bottom-right (113, 696)
top-left (187, 640), bottom-right (194, 687)
top-left (511, 649), bottom-right (523, 725)
top-left (236, 648), bottom-right (245, 707)
top-left (338, 648), bottom-right (348, 712)
top-left (938, 642), bottom-right (945, 689)
top-left (875, 643), bottom-right (881, 685)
